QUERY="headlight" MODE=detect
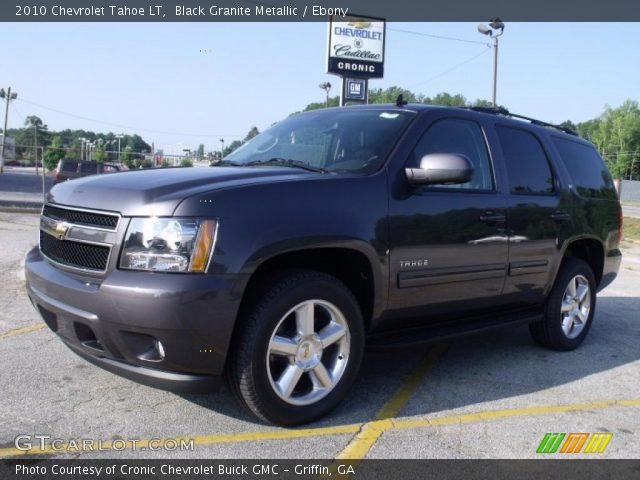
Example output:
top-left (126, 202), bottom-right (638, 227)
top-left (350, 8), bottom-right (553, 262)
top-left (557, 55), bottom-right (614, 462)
top-left (120, 217), bottom-right (218, 273)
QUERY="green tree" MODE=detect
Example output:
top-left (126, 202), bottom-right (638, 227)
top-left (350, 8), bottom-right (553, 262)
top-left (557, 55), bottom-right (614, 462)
top-left (244, 127), bottom-right (259, 141)
top-left (121, 146), bottom-right (135, 168)
top-left (423, 92), bottom-right (468, 106)
top-left (180, 157), bottom-right (193, 167)
top-left (584, 100), bottom-right (640, 179)
top-left (24, 115), bottom-right (50, 164)
top-left (197, 144), bottom-right (205, 159)
top-left (43, 136), bottom-right (66, 171)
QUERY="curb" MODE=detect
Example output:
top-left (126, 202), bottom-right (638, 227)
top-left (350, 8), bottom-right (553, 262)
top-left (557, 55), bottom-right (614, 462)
top-left (0, 200), bottom-right (42, 214)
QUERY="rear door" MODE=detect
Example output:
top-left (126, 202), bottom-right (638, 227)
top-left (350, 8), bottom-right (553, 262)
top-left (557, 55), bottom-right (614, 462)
top-left (494, 125), bottom-right (568, 304)
top-left (387, 116), bottom-right (509, 323)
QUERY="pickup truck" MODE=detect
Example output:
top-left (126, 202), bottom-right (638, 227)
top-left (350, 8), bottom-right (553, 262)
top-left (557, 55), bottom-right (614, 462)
top-left (25, 104), bottom-right (622, 425)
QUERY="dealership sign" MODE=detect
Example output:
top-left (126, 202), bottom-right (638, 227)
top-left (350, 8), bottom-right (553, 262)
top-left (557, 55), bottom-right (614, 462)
top-left (327, 15), bottom-right (385, 78)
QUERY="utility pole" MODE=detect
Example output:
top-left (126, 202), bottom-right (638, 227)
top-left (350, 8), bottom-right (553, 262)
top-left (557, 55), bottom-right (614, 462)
top-left (0, 87), bottom-right (18, 175)
top-left (34, 120), bottom-right (38, 176)
top-left (116, 134), bottom-right (123, 162)
top-left (220, 138), bottom-right (225, 160)
top-left (477, 19), bottom-right (505, 108)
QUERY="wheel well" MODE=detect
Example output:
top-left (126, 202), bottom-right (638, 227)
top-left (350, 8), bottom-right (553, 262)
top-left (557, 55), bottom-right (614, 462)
top-left (238, 248), bottom-right (375, 329)
top-left (563, 239), bottom-right (604, 286)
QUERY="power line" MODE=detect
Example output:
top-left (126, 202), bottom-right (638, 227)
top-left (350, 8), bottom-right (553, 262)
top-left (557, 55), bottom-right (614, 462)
top-left (387, 26), bottom-right (489, 46)
top-left (408, 46), bottom-right (492, 89)
top-left (15, 98), bottom-right (245, 138)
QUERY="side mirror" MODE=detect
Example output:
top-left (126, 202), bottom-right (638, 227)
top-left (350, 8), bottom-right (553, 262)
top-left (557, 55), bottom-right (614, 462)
top-left (405, 153), bottom-right (474, 186)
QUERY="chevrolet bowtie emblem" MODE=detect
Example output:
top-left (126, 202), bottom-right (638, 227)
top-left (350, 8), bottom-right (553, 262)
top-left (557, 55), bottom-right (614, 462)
top-left (41, 216), bottom-right (71, 240)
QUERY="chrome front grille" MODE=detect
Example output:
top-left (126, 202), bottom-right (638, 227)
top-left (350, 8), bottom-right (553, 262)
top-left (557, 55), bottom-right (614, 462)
top-left (39, 204), bottom-right (121, 273)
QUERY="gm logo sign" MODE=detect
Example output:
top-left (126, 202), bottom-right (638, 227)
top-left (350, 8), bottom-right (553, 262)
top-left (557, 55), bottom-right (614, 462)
top-left (536, 432), bottom-right (613, 454)
top-left (345, 78), bottom-right (367, 101)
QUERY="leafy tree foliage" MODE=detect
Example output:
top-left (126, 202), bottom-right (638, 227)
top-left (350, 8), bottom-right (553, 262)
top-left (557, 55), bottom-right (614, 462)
top-left (43, 136), bottom-right (65, 171)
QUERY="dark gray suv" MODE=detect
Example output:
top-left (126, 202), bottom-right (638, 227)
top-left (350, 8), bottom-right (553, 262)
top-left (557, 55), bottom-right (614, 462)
top-left (25, 104), bottom-right (622, 425)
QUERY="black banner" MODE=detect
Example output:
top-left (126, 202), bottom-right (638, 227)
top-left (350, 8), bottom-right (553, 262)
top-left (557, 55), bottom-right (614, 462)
top-left (3, 0), bottom-right (640, 22)
top-left (2, 459), bottom-right (640, 480)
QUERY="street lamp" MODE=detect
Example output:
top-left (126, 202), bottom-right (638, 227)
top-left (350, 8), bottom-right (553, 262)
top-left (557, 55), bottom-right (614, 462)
top-left (219, 139), bottom-right (225, 160)
top-left (116, 134), bottom-right (124, 162)
top-left (319, 82), bottom-right (332, 108)
top-left (0, 87), bottom-right (18, 174)
top-left (477, 18), bottom-right (505, 107)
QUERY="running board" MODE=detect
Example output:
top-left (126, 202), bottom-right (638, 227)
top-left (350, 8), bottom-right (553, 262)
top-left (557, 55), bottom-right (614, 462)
top-left (366, 309), bottom-right (542, 349)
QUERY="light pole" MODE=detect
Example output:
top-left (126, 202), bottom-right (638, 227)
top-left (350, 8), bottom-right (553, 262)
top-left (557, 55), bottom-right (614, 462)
top-left (79, 137), bottom-right (87, 161)
top-left (0, 87), bottom-right (18, 174)
top-left (220, 139), bottom-right (225, 160)
top-left (319, 82), bottom-right (332, 108)
top-left (116, 134), bottom-right (124, 162)
top-left (477, 19), bottom-right (505, 108)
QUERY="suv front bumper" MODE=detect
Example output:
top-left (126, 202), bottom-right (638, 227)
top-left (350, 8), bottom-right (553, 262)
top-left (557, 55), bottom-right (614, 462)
top-left (25, 246), bottom-right (244, 394)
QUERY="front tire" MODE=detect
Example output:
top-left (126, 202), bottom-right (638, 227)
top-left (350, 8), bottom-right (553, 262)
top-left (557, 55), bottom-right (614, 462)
top-left (529, 257), bottom-right (597, 351)
top-left (227, 270), bottom-right (364, 425)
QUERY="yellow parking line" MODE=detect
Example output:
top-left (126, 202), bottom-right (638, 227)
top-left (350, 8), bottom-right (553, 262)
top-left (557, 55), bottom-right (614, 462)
top-left (0, 424), bottom-right (362, 458)
top-left (0, 323), bottom-right (45, 340)
top-left (2, 397), bottom-right (639, 459)
top-left (393, 398), bottom-right (640, 430)
top-left (334, 344), bottom-right (448, 463)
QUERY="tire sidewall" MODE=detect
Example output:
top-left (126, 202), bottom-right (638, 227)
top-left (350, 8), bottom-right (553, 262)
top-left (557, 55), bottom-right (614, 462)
top-left (545, 258), bottom-right (597, 350)
top-left (248, 274), bottom-right (364, 425)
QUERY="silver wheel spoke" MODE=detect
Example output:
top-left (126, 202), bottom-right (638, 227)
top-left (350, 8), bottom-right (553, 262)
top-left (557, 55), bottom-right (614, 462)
top-left (576, 309), bottom-right (587, 324)
top-left (562, 316), bottom-right (574, 336)
top-left (295, 302), bottom-right (315, 336)
top-left (276, 365), bottom-right (304, 399)
top-left (567, 278), bottom-right (577, 298)
top-left (318, 322), bottom-right (346, 347)
top-left (310, 363), bottom-right (333, 389)
top-left (576, 283), bottom-right (589, 303)
top-left (269, 336), bottom-right (298, 357)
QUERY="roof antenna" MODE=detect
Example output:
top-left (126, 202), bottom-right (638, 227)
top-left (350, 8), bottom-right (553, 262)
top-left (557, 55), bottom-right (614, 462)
top-left (396, 94), bottom-right (408, 107)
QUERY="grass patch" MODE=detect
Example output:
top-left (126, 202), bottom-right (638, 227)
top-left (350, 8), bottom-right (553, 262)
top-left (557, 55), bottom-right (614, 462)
top-left (624, 217), bottom-right (640, 241)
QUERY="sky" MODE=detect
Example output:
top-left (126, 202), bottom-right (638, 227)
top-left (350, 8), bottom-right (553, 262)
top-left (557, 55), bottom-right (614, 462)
top-left (1, 22), bottom-right (638, 155)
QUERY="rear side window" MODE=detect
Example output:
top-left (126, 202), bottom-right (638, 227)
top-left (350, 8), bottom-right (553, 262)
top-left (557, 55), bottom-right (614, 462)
top-left (60, 161), bottom-right (78, 173)
top-left (552, 137), bottom-right (617, 199)
top-left (411, 118), bottom-right (494, 190)
top-left (497, 126), bottom-right (554, 195)
top-left (80, 163), bottom-right (98, 174)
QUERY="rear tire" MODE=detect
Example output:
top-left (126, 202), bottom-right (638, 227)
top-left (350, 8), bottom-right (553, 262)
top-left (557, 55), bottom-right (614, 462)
top-left (529, 257), bottom-right (596, 351)
top-left (227, 270), bottom-right (364, 425)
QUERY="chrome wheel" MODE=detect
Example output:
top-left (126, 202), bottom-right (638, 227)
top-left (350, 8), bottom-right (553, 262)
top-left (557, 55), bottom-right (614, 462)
top-left (266, 299), bottom-right (350, 406)
top-left (560, 274), bottom-right (591, 339)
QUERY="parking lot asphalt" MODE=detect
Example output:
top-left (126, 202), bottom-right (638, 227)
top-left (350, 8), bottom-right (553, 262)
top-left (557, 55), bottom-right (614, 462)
top-left (0, 211), bottom-right (638, 460)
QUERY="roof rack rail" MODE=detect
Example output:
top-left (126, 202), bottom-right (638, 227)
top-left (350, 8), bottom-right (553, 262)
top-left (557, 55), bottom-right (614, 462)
top-left (459, 106), bottom-right (579, 136)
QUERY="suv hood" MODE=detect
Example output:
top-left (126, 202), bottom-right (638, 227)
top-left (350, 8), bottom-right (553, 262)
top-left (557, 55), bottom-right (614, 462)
top-left (47, 167), bottom-right (313, 216)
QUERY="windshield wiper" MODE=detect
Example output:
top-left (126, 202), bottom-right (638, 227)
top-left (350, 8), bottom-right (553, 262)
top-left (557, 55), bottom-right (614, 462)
top-left (211, 160), bottom-right (244, 167)
top-left (246, 158), bottom-right (328, 173)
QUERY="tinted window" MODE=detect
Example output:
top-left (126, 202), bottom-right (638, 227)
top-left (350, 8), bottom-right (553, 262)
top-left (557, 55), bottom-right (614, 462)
top-left (552, 137), bottom-right (617, 199)
top-left (80, 163), bottom-right (98, 174)
top-left (60, 161), bottom-right (78, 173)
top-left (497, 126), bottom-right (554, 194)
top-left (411, 118), bottom-right (494, 190)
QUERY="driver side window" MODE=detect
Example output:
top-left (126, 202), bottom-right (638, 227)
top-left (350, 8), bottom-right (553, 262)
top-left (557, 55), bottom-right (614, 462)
top-left (411, 118), bottom-right (494, 191)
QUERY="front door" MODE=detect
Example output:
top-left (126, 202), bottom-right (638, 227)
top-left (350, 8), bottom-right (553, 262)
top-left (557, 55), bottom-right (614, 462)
top-left (388, 116), bottom-right (509, 325)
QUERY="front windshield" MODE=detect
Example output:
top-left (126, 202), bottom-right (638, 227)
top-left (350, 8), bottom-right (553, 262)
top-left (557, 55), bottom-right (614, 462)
top-left (223, 108), bottom-right (416, 174)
